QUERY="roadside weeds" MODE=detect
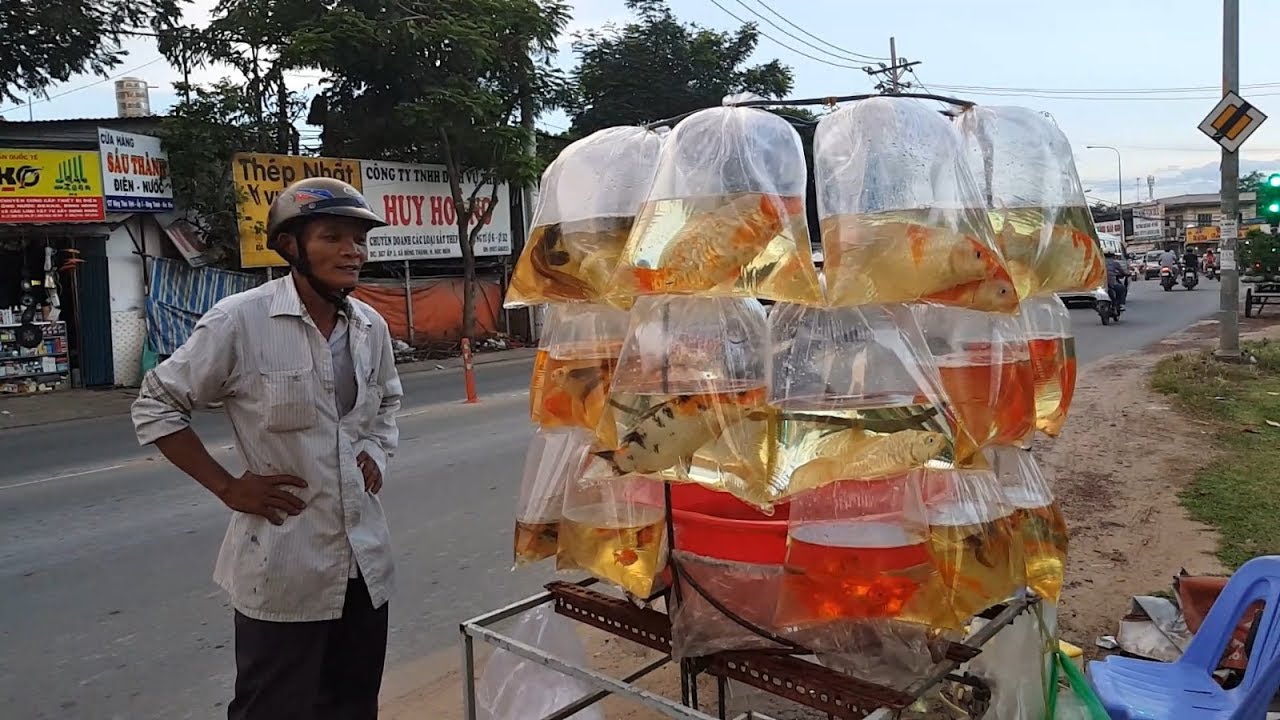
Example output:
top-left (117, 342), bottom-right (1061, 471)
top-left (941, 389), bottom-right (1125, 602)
top-left (1151, 339), bottom-right (1280, 570)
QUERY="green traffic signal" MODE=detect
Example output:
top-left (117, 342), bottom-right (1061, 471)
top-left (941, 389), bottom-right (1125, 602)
top-left (1269, 173), bottom-right (1280, 187)
top-left (1269, 202), bottom-right (1279, 213)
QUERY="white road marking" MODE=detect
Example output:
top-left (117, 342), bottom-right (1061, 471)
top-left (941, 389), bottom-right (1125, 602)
top-left (0, 464), bottom-right (127, 491)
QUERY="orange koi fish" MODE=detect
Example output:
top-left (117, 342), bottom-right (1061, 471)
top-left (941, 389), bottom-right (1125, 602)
top-left (632, 194), bottom-right (803, 293)
top-left (922, 276), bottom-right (1020, 313)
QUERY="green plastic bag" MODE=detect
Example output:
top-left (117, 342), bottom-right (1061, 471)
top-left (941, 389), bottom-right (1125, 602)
top-left (1048, 648), bottom-right (1109, 719)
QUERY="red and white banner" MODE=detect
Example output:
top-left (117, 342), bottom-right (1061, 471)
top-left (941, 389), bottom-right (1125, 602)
top-left (359, 160), bottom-right (512, 261)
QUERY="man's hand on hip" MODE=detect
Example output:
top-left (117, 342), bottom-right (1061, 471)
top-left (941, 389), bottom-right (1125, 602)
top-left (357, 452), bottom-right (382, 494)
top-left (217, 471), bottom-right (308, 525)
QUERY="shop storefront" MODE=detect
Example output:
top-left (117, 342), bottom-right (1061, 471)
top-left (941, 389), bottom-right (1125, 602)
top-left (0, 123), bottom-right (175, 395)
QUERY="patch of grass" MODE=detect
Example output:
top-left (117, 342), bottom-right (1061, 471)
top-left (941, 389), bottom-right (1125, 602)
top-left (1152, 339), bottom-right (1280, 570)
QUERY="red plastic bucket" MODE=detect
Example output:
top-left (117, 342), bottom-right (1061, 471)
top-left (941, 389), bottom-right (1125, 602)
top-left (669, 484), bottom-right (790, 564)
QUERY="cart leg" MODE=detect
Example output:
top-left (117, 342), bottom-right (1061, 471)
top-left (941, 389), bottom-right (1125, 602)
top-left (462, 632), bottom-right (478, 720)
top-left (717, 676), bottom-right (728, 720)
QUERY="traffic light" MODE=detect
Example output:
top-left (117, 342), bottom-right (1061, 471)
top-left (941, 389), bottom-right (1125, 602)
top-left (1258, 172), bottom-right (1280, 219)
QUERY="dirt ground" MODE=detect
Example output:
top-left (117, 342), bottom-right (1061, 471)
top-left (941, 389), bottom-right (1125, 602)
top-left (381, 315), bottom-right (1280, 720)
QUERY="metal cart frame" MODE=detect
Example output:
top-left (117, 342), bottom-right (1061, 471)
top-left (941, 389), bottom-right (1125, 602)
top-left (460, 580), bottom-right (1038, 720)
top-left (1245, 282), bottom-right (1280, 318)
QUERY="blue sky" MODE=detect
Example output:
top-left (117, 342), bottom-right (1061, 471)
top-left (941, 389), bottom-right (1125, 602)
top-left (7, 0), bottom-right (1280, 204)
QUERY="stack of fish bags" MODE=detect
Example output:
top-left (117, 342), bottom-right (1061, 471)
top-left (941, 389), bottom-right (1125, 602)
top-left (506, 126), bottom-right (664, 587)
top-left (503, 98), bottom-right (1095, 691)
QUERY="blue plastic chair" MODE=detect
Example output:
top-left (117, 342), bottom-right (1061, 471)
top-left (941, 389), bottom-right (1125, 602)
top-left (1087, 555), bottom-right (1280, 719)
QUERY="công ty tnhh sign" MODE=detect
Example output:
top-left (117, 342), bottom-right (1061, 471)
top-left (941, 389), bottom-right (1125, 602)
top-left (358, 160), bottom-right (512, 262)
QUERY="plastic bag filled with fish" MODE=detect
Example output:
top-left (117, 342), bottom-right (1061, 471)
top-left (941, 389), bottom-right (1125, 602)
top-left (765, 303), bottom-right (954, 506)
top-left (912, 304), bottom-right (1036, 463)
top-left (1020, 295), bottom-right (1077, 438)
top-left (808, 621), bottom-right (955, 692)
top-left (920, 468), bottom-right (1024, 627)
top-left (814, 97), bottom-right (1017, 312)
top-left (989, 446), bottom-right (1068, 603)
top-left (591, 296), bottom-right (773, 506)
top-left (557, 467), bottom-right (668, 598)
top-left (533, 303), bottom-right (630, 439)
top-left (505, 127), bottom-right (664, 308)
top-left (606, 107), bottom-right (823, 304)
top-left (774, 471), bottom-right (939, 628)
top-left (513, 428), bottom-right (594, 567)
top-left (957, 106), bottom-right (1107, 299)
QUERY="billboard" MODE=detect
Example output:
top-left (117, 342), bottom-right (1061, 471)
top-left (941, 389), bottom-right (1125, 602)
top-left (0, 149), bottom-right (104, 223)
top-left (231, 153), bottom-right (363, 268)
top-left (1186, 226), bottom-right (1221, 243)
top-left (98, 129), bottom-right (174, 212)
top-left (359, 160), bottom-right (512, 261)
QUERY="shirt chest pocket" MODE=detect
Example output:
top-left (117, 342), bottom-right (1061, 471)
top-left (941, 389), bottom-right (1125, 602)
top-left (263, 370), bottom-right (318, 432)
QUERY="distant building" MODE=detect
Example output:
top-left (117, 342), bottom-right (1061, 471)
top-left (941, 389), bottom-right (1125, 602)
top-left (1093, 190), bottom-right (1259, 253)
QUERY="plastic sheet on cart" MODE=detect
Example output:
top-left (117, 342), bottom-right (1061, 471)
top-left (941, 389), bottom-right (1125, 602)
top-left (957, 106), bottom-right (1107, 299)
top-left (912, 304), bottom-right (1036, 462)
top-left (966, 603), bottom-right (1054, 720)
top-left (813, 97), bottom-right (1016, 312)
top-left (668, 550), bottom-right (789, 660)
top-left (476, 605), bottom-right (606, 720)
top-left (775, 474), bottom-right (937, 627)
top-left (809, 620), bottom-right (956, 692)
top-left (764, 303), bottom-right (954, 506)
top-left (513, 428), bottom-right (593, 567)
top-left (1020, 295), bottom-right (1077, 438)
top-left (921, 468), bottom-right (1023, 627)
top-left (532, 304), bottom-right (630, 438)
top-left (989, 446), bottom-right (1068, 603)
top-left (557, 471), bottom-right (668, 598)
top-left (607, 107), bottom-right (823, 304)
top-left (505, 126), bottom-right (664, 307)
top-left (592, 296), bottom-right (773, 507)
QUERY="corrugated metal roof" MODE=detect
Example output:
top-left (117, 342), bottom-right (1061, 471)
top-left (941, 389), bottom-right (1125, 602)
top-left (0, 116), bottom-right (165, 126)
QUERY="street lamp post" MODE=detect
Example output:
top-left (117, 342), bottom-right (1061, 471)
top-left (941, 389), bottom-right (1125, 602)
top-left (1087, 145), bottom-right (1123, 241)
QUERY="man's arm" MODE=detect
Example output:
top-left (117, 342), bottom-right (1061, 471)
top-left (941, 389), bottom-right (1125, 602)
top-left (133, 307), bottom-right (306, 523)
top-left (358, 322), bottom-right (403, 488)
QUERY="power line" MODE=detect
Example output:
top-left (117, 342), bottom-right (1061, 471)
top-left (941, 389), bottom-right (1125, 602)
top-left (730, 0), bottom-right (887, 63)
top-left (935, 87), bottom-right (1280, 102)
top-left (704, 0), bottom-right (868, 71)
top-left (928, 80), bottom-right (1280, 95)
top-left (0, 57), bottom-right (167, 115)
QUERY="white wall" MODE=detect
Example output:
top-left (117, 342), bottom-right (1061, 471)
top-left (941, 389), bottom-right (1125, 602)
top-left (104, 216), bottom-right (164, 386)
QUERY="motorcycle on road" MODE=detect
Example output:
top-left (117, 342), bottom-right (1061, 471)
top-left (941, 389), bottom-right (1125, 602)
top-left (1160, 266), bottom-right (1177, 291)
top-left (1182, 266), bottom-right (1199, 290)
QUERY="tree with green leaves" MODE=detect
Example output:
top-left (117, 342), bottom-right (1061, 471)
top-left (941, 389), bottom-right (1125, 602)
top-left (296, 0), bottom-right (569, 343)
top-left (1240, 170), bottom-right (1267, 195)
top-left (566, 0), bottom-right (794, 135)
top-left (159, 80), bottom-right (304, 268)
top-left (0, 1), bottom-right (182, 105)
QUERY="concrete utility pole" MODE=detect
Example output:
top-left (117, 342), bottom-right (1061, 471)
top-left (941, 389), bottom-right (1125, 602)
top-left (1219, 0), bottom-right (1241, 358)
top-left (864, 37), bottom-right (921, 94)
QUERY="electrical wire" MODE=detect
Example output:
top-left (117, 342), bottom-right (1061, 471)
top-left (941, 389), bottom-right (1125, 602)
top-left (927, 80), bottom-right (1280, 95)
top-left (0, 57), bottom-right (167, 115)
top-left (704, 0), bottom-right (868, 70)
top-left (927, 87), bottom-right (1280, 102)
top-left (730, 0), bottom-right (888, 63)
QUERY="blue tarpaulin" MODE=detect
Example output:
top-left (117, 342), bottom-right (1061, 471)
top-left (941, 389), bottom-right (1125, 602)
top-left (145, 257), bottom-right (261, 355)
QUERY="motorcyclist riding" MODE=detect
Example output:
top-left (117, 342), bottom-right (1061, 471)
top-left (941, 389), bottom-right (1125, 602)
top-left (1182, 247), bottom-right (1199, 279)
top-left (1105, 250), bottom-right (1128, 310)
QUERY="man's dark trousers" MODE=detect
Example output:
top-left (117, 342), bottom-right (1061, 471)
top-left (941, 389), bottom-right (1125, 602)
top-left (227, 577), bottom-right (388, 720)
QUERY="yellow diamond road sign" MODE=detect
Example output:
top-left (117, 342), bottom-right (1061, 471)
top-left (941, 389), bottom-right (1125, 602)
top-left (1198, 90), bottom-right (1267, 152)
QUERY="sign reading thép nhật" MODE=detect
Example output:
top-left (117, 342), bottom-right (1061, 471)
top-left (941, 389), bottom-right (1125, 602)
top-left (0, 149), bottom-right (104, 223)
top-left (98, 129), bottom-right (173, 212)
top-left (232, 153), bottom-right (363, 268)
top-left (358, 160), bottom-right (512, 262)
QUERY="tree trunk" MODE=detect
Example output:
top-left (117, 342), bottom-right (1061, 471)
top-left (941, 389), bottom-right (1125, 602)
top-left (458, 216), bottom-right (477, 345)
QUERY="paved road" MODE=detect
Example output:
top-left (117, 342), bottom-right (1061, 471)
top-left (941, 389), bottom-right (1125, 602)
top-left (0, 281), bottom-right (1222, 720)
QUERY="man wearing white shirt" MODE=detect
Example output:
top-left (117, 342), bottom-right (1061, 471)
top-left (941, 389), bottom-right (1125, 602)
top-left (132, 178), bottom-right (402, 719)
